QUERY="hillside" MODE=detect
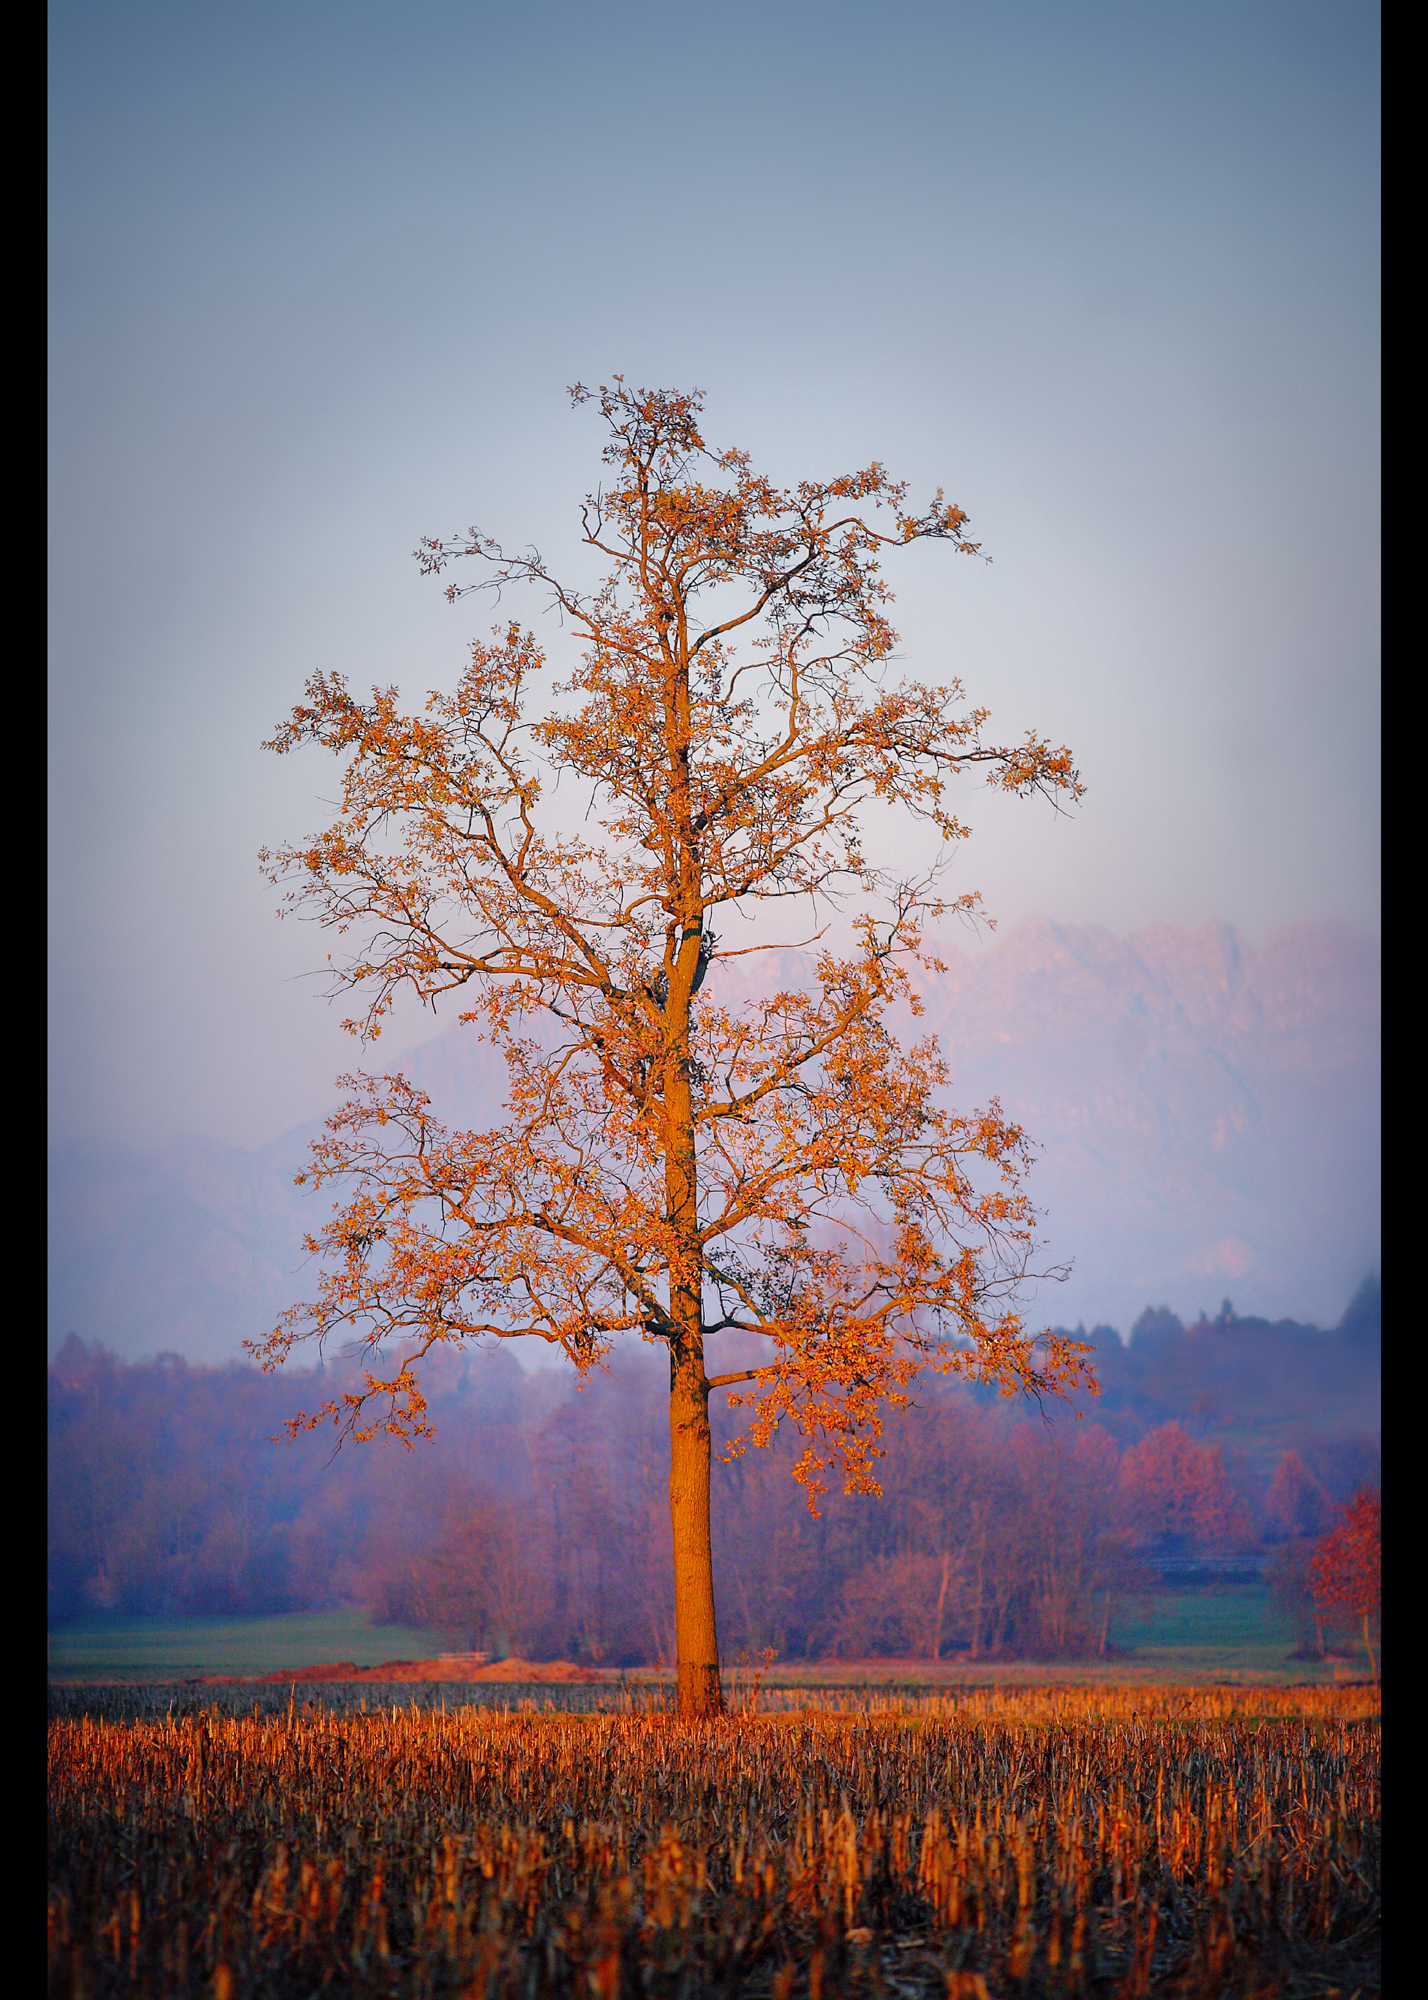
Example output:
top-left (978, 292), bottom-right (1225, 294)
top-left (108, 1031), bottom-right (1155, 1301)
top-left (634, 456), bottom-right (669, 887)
top-left (48, 918), bottom-right (1378, 1361)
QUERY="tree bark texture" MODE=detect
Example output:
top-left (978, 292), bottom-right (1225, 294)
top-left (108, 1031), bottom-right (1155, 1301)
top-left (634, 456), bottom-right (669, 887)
top-left (669, 1337), bottom-right (723, 1716)
top-left (664, 915), bottom-right (723, 1716)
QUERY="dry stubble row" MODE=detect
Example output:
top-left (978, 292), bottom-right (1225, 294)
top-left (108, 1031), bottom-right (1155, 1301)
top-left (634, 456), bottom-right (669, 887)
top-left (48, 1686), bottom-right (1380, 1998)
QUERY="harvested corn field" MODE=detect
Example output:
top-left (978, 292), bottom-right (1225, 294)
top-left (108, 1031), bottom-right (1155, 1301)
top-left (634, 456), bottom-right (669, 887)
top-left (47, 1686), bottom-right (1379, 1996)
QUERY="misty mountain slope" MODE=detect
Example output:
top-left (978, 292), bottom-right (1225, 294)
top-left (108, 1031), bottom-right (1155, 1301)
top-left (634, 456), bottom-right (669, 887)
top-left (48, 1129), bottom-right (322, 1365)
top-left (894, 919), bottom-right (1379, 1329)
top-left (48, 919), bottom-right (1378, 1361)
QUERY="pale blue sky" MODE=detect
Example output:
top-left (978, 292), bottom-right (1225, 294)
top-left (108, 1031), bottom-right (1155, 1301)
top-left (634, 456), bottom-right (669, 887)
top-left (49, 0), bottom-right (1379, 1153)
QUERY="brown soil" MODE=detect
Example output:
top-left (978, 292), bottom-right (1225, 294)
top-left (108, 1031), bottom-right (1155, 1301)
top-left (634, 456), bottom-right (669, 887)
top-left (210, 1656), bottom-right (609, 1686)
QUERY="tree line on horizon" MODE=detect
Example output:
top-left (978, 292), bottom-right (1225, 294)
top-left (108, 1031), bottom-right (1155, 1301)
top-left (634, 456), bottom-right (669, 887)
top-left (48, 1282), bottom-right (1379, 1664)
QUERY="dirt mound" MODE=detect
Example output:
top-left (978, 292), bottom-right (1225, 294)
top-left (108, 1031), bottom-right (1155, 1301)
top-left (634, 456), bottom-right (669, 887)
top-left (254, 1662), bottom-right (360, 1683)
top-left (244, 1657), bottom-right (607, 1685)
top-left (461, 1657), bottom-right (605, 1683)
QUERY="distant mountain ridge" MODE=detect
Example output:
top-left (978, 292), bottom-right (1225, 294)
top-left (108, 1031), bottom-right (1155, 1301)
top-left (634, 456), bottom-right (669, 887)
top-left (893, 917), bottom-right (1380, 1331)
top-left (48, 918), bottom-right (1379, 1362)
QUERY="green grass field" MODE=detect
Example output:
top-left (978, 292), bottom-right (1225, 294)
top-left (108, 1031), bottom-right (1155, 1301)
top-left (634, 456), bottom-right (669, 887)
top-left (1102, 1582), bottom-right (1369, 1684)
top-left (48, 1586), bottom-right (1376, 1686)
top-left (45, 1605), bottom-right (469, 1682)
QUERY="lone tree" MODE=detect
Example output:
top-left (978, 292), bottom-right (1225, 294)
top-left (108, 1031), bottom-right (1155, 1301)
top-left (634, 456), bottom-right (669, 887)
top-left (256, 381), bottom-right (1092, 1716)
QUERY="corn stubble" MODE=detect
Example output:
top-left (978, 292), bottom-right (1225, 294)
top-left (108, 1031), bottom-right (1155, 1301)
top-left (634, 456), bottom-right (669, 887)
top-left (49, 1687), bottom-right (1379, 1997)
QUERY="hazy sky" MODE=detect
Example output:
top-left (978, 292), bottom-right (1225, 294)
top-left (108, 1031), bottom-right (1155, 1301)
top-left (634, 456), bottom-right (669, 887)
top-left (49, 0), bottom-right (1379, 1156)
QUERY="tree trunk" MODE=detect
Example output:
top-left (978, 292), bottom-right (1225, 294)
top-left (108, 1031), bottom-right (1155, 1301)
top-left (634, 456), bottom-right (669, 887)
top-left (969, 1530), bottom-right (987, 1660)
top-left (663, 897), bottom-right (723, 1718)
top-left (931, 1548), bottom-right (950, 1662)
top-left (669, 1340), bottom-right (723, 1715)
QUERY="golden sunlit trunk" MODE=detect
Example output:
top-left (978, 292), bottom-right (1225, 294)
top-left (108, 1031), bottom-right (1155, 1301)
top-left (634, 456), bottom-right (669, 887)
top-left (668, 1334), bottom-right (722, 1716)
top-left (665, 911), bottom-right (723, 1718)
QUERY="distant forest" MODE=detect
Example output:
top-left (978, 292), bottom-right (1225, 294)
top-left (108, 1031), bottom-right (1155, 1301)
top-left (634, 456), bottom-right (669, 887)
top-left (48, 1281), bottom-right (1379, 1663)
